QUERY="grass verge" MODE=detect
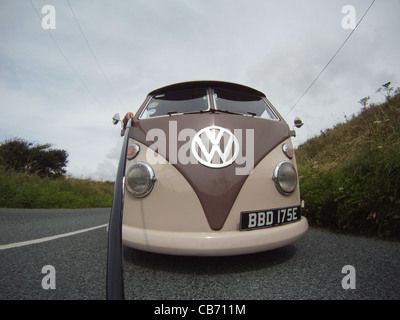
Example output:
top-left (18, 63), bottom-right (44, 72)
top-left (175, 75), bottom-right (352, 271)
top-left (0, 169), bottom-right (114, 209)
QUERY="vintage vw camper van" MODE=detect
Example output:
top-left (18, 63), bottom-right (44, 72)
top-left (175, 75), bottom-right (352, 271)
top-left (114, 80), bottom-right (308, 256)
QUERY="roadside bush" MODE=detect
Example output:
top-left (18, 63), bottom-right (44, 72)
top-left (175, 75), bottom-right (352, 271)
top-left (297, 89), bottom-right (400, 240)
top-left (300, 147), bottom-right (400, 240)
top-left (0, 138), bottom-right (68, 178)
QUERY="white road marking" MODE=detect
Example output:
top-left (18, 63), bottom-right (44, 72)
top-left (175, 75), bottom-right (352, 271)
top-left (0, 224), bottom-right (108, 250)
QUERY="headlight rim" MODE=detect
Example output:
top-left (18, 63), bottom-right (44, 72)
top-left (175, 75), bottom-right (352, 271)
top-left (125, 161), bottom-right (156, 198)
top-left (272, 161), bottom-right (297, 195)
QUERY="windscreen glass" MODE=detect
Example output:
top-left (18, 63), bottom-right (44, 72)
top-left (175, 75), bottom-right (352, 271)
top-left (140, 88), bottom-right (209, 119)
top-left (213, 88), bottom-right (279, 120)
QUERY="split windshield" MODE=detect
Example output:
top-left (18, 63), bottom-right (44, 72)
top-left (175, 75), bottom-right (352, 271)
top-left (139, 87), bottom-right (279, 120)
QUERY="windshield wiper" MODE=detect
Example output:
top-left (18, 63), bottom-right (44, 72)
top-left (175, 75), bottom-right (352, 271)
top-left (215, 109), bottom-right (244, 116)
top-left (166, 109), bottom-right (212, 116)
top-left (166, 109), bottom-right (246, 116)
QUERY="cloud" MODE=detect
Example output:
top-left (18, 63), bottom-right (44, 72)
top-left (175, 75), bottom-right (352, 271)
top-left (0, 0), bottom-right (399, 180)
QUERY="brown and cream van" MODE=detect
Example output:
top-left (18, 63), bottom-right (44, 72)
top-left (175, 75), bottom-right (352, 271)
top-left (113, 80), bottom-right (308, 256)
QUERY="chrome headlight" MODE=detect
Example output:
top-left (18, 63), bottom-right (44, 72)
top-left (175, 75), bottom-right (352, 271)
top-left (126, 162), bottom-right (156, 198)
top-left (273, 161), bottom-right (297, 195)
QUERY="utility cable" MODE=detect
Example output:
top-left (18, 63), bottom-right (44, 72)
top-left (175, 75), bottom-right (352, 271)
top-left (285, 0), bottom-right (376, 117)
top-left (29, 0), bottom-right (103, 108)
top-left (66, 0), bottom-right (125, 109)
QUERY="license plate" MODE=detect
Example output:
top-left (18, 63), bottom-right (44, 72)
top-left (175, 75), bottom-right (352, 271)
top-left (240, 206), bottom-right (301, 231)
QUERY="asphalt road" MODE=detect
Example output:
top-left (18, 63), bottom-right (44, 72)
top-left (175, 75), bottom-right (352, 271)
top-left (1, 208), bottom-right (399, 300)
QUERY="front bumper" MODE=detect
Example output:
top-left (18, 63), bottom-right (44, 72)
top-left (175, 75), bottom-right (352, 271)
top-left (122, 216), bottom-right (308, 256)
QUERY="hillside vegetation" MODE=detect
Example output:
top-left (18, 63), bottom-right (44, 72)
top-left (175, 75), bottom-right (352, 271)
top-left (296, 90), bottom-right (400, 240)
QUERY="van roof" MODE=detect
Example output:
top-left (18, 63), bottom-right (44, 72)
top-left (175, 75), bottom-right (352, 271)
top-left (148, 80), bottom-right (266, 98)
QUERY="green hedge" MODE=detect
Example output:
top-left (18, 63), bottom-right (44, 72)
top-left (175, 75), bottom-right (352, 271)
top-left (299, 147), bottom-right (400, 240)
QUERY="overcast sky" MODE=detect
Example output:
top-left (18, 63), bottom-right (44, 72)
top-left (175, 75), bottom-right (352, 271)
top-left (1, 0), bottom-right (399, 181)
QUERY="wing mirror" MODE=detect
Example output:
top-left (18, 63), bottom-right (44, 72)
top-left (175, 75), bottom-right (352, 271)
top-left (112, 113), bottom-right (121, 125)
top-left (294, 117), bottom-right (304, 128)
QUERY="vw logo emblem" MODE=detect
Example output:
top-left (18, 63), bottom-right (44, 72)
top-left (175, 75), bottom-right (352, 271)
top-left (191, 126), bottom-right (240, 168)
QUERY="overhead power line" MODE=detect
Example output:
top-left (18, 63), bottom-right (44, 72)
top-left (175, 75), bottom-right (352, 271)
top-left (28, 0), bottom-right (103, 108)
top-left (66, 0), bottom-right (125, 109)
top-left (285, 0), bottom-right (376, 117)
